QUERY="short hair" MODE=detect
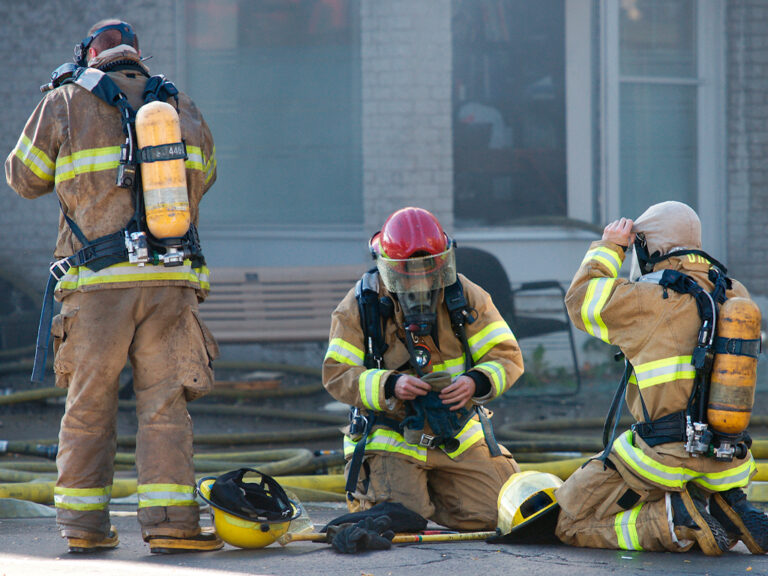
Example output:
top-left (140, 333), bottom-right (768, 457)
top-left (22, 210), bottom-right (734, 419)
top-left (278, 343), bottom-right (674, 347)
top-left (87, 19), bottom-right (139, 54)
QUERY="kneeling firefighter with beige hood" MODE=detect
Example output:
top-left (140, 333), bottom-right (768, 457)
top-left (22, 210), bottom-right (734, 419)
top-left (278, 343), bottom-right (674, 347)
top-left (555, 201), bottom-right (768, 556)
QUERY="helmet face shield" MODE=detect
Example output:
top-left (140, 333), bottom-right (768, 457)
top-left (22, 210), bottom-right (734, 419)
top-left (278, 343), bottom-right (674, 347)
top-left (377, 247), bottom-right (457, 335)
top-left (376, 247), bottom-right (457, 294)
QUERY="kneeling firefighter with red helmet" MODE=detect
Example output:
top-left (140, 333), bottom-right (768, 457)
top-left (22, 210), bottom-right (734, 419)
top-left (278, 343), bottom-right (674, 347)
top-left (555, 201), bottom-right (768, 556)
top-left (322, 207), bottom-right (524, 530)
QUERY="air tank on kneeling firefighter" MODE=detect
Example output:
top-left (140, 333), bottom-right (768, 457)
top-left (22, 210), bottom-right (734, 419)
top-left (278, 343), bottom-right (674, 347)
top-left (707, 297), bottom-right (762, 436)
top-left (135, 100), bottom-right (190, 240)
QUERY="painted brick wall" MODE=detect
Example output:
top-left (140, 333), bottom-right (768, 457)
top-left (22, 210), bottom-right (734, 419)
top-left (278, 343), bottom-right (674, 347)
top-left (360, 0), bottom-right (454, 235)
top-left (0, 1), bottom-right (179, 288)
top-left (726, 1), bottom-right (768, 296)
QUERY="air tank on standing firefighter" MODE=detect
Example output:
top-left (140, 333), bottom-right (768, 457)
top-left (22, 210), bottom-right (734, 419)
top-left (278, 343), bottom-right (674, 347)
top-left (707, 297), bottom-right (762, 435)
top-left (135, 101), bottom-right (190, 239)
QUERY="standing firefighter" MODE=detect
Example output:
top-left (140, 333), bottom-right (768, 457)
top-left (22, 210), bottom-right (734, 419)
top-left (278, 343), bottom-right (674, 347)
top-left (5, 20), bottom-right (221, 554)
top-left (555, 201), bottom-right (768, 556)
top-left (323, 206), bottom-right (524, 530)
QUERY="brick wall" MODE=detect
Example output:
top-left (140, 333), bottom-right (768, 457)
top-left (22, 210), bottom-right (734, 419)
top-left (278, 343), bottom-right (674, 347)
top-left (360, 0), bottom-right (454, 235)
top-left (0, 1), bottom-right (178, 289)
top-left (726, 1), bottom-right (768, 296)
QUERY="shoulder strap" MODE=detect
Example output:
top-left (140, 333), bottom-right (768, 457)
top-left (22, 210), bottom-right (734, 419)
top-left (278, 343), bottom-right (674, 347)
top-left (355, 269), bottom-right (388, 369)
top-left (443, 279), bottom-right (475, 371)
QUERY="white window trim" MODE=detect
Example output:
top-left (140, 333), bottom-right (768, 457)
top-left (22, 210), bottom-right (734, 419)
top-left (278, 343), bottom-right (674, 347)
top-left (565, 0), bottom-right (594, 223)
top-left (600, 0), bottom-right (726, 255)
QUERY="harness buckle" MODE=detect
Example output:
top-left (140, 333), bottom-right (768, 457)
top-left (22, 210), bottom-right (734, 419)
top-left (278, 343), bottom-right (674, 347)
top-left (49, 258), bottom-right (71, 281)
top-left (418, 433), bottom-right (439, 449)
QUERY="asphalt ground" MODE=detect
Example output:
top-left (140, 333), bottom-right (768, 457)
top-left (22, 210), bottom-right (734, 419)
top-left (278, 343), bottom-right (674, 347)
top-left (0, 500), bottom-right (767, 576)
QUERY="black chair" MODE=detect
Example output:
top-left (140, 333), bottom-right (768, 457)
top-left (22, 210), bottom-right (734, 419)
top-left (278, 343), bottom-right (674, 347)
top-left (454, 246), bottom-right (581, 394)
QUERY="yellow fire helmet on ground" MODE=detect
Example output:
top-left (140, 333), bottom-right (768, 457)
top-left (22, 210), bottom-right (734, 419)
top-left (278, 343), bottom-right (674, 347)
top-left (197, 468), bottom-right (301, 549)
top-left (497, 470), bottom-right (563, 538)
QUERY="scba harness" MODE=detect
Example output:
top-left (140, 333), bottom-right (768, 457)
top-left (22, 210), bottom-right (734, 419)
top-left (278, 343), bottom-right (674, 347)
top-left (602, 258), bottom-right (760, 464)
top-left (345, 270), bottom-right (501, 495)
top-left (31, 62), bottom-right (205, 383)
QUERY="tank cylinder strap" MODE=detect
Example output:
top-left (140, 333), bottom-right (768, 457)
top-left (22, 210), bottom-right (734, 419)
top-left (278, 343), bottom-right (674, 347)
top-left (713, 337), bottom-right (761, 359)
top-left (138, 141), bottom-right (187, 163)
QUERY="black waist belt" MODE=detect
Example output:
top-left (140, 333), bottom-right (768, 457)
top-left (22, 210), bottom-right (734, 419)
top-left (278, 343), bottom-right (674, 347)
top-left (31, 231), bottom-right (129, 383)
top-left (631, 411), bottom-right (686, 447)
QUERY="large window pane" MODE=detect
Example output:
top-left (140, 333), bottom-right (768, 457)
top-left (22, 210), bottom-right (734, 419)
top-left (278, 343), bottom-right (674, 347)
top-left (185, 0), bottom-right (362, 226)
top-left (452, 0), bottom-right (566, 226)
top-left (620, 0), bottom-right (696, 77)
top-left (620, 84), bottom-right (697, 217)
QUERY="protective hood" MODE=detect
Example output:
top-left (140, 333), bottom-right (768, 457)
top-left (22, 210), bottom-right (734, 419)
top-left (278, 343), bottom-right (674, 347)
top-left (633, 201), bottom-right (701, 257)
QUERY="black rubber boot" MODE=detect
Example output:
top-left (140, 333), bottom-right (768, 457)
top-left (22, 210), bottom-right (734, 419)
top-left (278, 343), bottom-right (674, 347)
top-left (671, 488), bottom-right (729, 556)
top-left (710, 488), bottom-right (768, 554)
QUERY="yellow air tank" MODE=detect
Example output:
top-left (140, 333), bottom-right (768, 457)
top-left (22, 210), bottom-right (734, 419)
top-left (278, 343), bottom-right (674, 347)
top-left (708, 297), bottom-right (762, 435)
top-left (135, 100), bottom-right (190, 239)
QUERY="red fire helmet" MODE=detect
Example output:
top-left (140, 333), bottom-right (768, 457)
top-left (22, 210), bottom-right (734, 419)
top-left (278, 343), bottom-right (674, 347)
top-left (372, 207), bottom-right (450, 260)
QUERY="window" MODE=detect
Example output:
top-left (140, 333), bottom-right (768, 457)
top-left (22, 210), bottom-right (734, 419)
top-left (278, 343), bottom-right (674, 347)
top-left (452, 0), bottom-right (567, 227)
top-left (602, 0), bottom-right (724, 247)
top-left (185, 0), bottom-right (362, 227)
top-left (619, 0), bottom-right (698, 217)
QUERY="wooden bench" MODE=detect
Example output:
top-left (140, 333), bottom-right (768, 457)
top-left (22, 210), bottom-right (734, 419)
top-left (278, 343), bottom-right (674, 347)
top-left (198, 265), bottom-right (369, 343)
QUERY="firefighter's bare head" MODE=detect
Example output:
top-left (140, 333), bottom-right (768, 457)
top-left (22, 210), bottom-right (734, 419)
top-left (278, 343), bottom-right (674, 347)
top-left (75, 20), bottom-right (139, 66)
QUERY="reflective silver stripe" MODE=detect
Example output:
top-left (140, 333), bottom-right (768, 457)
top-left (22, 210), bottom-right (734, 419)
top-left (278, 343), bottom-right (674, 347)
top-left (14, 135), bottom-right (55, 181)
top-left (582, 246), bottom-right (622, 278)
top-left (56, 261), bottom-right (209, 291)
top-left (468, 321), bottom-right (515, 361)
top-left (359, 369), bottom-right (386, 411)
top-left (344, 429), bottom-right (428, 461)
top-left (613, 430), bottom-right (755, 490)
top-left (53, 486), bottom-right (112, 510)
top-left (443, 419), bottom-right (484, 458)
top-left (137, 484), bottom-right (196, 508)
top-left (631, 356), bottom-right (695, 389)
top-left (581, 277), bottom-right (614, 343)
top-left (474, 361), bottom-right (506, 397)
top-left (324, 338), bottom-right (364, 366)
top-left (615, 504), bottom-right (643, 550)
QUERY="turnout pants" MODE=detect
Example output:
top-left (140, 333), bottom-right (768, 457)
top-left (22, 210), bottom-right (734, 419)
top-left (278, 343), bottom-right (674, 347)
top-left (347, 440), bottom-right (519, 531)
top-left (52, 286), bottom-right (217, 540)
top-left (555, 459), bottom-right (688, 552)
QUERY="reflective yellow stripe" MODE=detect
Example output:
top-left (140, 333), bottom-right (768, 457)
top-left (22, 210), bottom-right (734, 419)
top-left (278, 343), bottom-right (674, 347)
top-left (186, 145), bottom-right (216, 185)
top-left (474, 360), bottom-right (506, 397)
top-left (582, 246), bottom-right (622, 278)
top-left (344, 429), bottom-right (428, 462)
top-left (55, 146), bottom-right (121, 184)
top-left (137, 483), bottom-right (196, 508)
top-left (432, 356), bottom-right (466, 377)
top-left (56, 261), bottom-right (209, 291)
top-left (468, 321), bottom-right (515, 361)
top-left (205, 146), bottom-right (217, 184)
top-left (629, 356), bottom-right (696, 389)
top-left (359, 369), bottom-right (387, 411)
top-left (443, 419), bottom-right (484, 458)
top-left (581, 277), bottom-right (614, 343)
top-left (343, 419), bottom-right (484, 462)
top-left (614, 503), bottom-right (643, 550)
top-left (54, 485), bottom-right (111, 511)
top-left (14, 134), bottom-right (55, 181)
top-left (325, 338), bottom-right (364, 366)
top-left (613, 430), bottom-right (756, 490)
